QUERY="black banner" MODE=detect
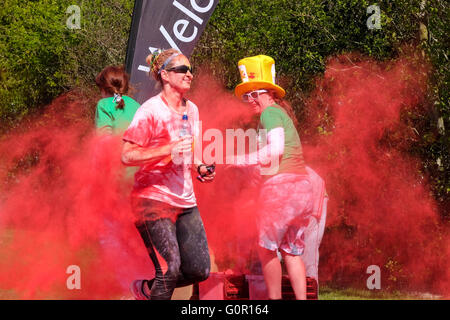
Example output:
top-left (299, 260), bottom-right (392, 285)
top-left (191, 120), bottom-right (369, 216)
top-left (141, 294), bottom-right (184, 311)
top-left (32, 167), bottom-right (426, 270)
top-left (125, 0), bottom-right (219, 104)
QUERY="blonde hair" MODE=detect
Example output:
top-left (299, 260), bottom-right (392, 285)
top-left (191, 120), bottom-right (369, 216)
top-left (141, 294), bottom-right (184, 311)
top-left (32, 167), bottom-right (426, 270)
top-left (146, 48), bottom-right (182, 83)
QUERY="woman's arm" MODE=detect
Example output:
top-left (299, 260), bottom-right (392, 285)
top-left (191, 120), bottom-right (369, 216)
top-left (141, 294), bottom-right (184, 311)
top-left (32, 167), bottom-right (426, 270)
top-left (228, 127), bottom-right (285, 166)
top-left (190, 107), bottom-right (215, 181)
top-left (121, 136), bottom-right (193, 167)
top-left (121, 141), bottom-right (172, 167)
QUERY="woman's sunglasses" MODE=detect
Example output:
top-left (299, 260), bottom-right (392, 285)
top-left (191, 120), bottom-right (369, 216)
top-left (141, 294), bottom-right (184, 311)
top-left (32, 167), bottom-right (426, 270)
top-left (242, 89), bottom-right (268, 102)
top-left (166, 65), bottom-right (193, 74)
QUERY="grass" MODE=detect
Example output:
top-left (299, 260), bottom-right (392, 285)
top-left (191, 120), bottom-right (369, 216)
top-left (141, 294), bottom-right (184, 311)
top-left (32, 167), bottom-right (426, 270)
top-left (0, 285), bottom-right (444, 300)
top-left (318, 286), bottom-right (443, 300)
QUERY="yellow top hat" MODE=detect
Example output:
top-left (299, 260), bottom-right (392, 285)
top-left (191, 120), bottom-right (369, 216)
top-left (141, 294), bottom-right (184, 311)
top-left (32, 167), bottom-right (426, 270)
top-left (235, 55), bottom-right (286, 99)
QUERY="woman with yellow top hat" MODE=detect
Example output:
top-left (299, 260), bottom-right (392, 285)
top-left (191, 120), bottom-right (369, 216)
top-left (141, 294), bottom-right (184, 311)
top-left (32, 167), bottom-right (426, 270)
top-left (231, 55), bottom-right (327, 300)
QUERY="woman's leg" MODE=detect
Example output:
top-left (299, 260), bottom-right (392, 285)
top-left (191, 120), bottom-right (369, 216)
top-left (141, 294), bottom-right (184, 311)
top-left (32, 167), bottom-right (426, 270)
top-left (175, 206), bottom-right (210, 286)
top-left (135, 218), bottom-right (182, 300)
top-left (257, 246), bottom-right (282, 299)
top-left (134, 206), bottom-right (210, 299)
top-left (281, 251), bottom-right (307, 300)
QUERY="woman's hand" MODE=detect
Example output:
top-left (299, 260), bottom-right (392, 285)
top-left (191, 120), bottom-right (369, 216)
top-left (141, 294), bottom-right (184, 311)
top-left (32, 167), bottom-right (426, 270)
top-left (171, 135), bottom-right (193, 154)
top-left (197, 164), bottom-right (216, 182)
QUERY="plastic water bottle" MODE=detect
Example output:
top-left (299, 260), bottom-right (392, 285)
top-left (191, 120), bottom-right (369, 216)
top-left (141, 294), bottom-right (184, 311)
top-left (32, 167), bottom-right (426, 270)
top-left (179, 112), bottom-right (191, 137)
top-left (179, 112), bottom-right (192, 164)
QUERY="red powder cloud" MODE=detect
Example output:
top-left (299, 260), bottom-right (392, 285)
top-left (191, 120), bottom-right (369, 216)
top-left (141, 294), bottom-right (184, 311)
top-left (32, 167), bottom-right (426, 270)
top-left (0, 95), bottom-right (152, 299)
top-left (0, 49), bottom-right (448, 299)
top-left (301, 51), bottom-right (449, 294)
top-left (189, 50), bottom-right (449, 296)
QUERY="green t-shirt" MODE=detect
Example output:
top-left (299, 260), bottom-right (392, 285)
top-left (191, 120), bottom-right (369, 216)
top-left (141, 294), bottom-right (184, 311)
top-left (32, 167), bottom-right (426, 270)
top-left (95, 95), bottom-right (141, 179)
top-left (259, 104), bottom-right (306, 177)
top-left (95, 96), bottom-right (141, 135)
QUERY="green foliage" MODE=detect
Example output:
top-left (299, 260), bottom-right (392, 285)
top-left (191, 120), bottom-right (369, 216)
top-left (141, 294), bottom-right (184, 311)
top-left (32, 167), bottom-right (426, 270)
top-left (419, 0), bottom-right (450, 216)
top-left (193, 0), bottom-right (430, 95)
top-left (0, 0), bottom-right (134, 128)
top-left (192, 0), bottom-right (449, 218)
top-left (0, 0), bottom-right (73, 125)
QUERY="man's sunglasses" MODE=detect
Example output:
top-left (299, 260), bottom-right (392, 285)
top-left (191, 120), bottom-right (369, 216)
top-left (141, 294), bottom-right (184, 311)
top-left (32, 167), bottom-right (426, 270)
top-left (166, 65), bottom-right (193, 74)
top-left (242, 89), bottom-right (268, 102)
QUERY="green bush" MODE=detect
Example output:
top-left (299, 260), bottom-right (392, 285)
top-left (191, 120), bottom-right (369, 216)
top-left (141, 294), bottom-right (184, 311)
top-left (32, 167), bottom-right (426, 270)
top-left (0, 0), bottom-right (74, 125)
top-left (192, 0), bottom-right (449, 217)
top-left (0, 0), bottom-right (134, 128)
top-left (0, 0), bottom-right (448, 215)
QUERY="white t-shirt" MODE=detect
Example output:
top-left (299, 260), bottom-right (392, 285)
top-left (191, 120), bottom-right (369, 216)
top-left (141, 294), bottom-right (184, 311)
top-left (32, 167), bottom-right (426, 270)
top-left (123, 94), bottom-right (200, 208)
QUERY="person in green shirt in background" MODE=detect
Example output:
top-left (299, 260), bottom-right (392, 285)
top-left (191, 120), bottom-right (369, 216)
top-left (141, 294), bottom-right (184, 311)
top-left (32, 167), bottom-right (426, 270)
top-left (95, 65), bottom-right (141, 135)
top-left (94, 65), bottom-right (141, 293)
top-left (231, 55), bottom-right (327, 300)
top-left (95, 65), bottom-right (141, 179)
